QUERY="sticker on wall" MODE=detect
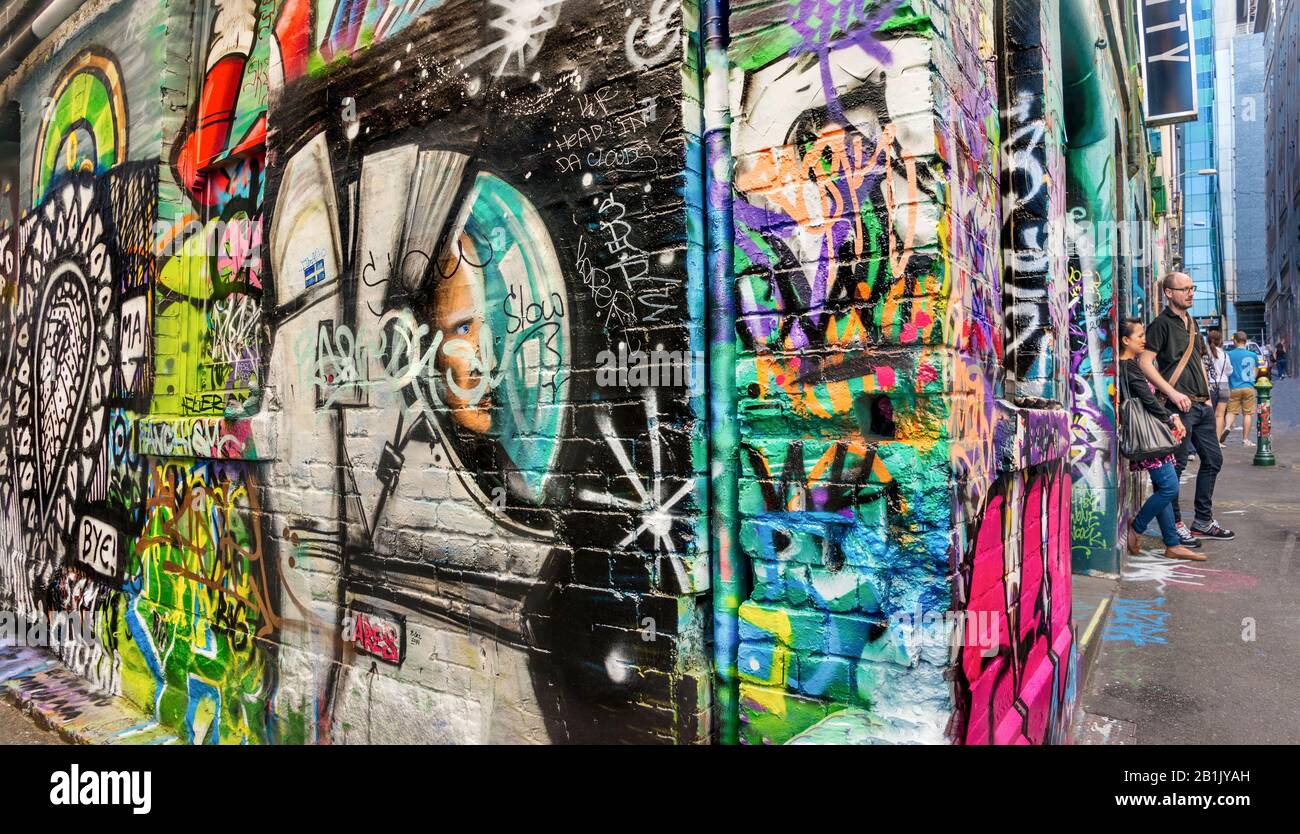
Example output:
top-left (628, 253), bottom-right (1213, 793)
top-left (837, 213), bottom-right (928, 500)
top-left (343, 605), bottom-right (405, 666)
top-left (303, 248), bottom-right (327, 288)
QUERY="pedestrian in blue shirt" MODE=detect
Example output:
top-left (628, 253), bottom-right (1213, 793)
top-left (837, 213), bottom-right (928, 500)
top-left (1222, 332), bottom-right (1260, 446)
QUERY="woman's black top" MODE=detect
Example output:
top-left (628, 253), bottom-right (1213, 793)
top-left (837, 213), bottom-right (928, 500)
top-left (1120, 357), bottom-right (1174, 427)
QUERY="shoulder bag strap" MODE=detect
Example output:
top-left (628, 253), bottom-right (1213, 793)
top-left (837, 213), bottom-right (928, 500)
top-left (1164, 315), bottom-right (1200, 392)
top-left (1191, 321), bottom-right (1211, 390)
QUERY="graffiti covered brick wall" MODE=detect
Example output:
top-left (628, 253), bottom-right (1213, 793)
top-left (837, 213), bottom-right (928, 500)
top-left (726, 0), bottom-right (1078, 745)
top-left (729, 0), bottom-right (993, 744)
top-left (999, 0), bottom-right (1067, 404)
top-left (0, 0), bottom-right (165, 704)
top-left (1060, 0), bottom-right (1131, 577)
top-left (259, 0), bottom-right (712, 744)
top-left (955, 423), bottom-right (1075, 744)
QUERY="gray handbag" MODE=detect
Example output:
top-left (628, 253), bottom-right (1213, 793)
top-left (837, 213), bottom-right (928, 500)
top-left (1118, 370), bottom-right (1181, 461)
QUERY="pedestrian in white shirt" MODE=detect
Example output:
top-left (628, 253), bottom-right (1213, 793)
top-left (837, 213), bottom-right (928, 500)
top-left (1204, 330), bottom-right (1231, 445)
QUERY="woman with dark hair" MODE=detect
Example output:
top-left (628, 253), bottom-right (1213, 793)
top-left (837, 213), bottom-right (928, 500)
top-left (1204, 329), bottom-right (1230, 444)
top-left (1119, 318), bottom-right (1204, 561)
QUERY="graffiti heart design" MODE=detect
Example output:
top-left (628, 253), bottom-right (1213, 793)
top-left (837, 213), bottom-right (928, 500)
top-left (0, 175), bottom-right (117, 586)
top-left (34, 264), bottom-right (96, 524)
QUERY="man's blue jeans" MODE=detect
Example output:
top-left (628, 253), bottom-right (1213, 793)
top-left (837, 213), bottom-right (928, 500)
top-left (1132, 461), bottom-right (1182, 547)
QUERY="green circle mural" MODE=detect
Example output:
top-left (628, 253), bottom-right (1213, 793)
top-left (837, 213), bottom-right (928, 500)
top-left (32, 50), bottom-right (128, 205)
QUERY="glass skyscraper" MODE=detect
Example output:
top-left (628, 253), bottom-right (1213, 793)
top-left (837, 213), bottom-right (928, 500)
top-left (1181, 0), bottom-right (1224, 323)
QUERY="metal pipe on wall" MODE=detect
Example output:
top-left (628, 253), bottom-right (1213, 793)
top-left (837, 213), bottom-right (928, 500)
top-left (0, 0), bottom-right (84, 80)
top-left (701, 0), bottom-right (741, 744)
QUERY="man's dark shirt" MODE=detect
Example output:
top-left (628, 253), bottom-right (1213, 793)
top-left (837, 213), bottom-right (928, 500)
top-left (1145, 305), bottom-right (1210, 400)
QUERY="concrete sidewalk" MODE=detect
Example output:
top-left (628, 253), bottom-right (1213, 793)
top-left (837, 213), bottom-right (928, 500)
top-left (0, 694), bottom-right (67, 744)
top-left (0, 646), bottom-right (180, 745)
top-left (1077, 376), bottom-right (1300, 743)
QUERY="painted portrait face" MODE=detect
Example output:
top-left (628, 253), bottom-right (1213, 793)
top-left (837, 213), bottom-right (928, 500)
top-left (431, 233), bottom-right (493, 435)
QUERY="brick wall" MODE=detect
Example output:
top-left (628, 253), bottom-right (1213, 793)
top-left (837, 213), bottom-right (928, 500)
top-left (727, 0), bottom-right (1078, 744)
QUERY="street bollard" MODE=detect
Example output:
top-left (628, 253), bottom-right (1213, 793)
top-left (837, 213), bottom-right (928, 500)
top-left (1253, 365), bottom-right (1276, 466)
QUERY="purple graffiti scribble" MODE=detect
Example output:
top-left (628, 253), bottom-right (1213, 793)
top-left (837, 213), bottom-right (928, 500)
top-left (788, 0), bottom-right (904, 124)
top-left (968, 282), bottom-right (994, 353)
top-left (733, 137), bottom-right (892, 349)
top-left (1066, 265), bottom-right (1115, 473)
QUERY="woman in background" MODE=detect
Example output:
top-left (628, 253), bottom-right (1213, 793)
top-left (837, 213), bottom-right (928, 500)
top-left (1204, 330), bottom-right (1231, 445)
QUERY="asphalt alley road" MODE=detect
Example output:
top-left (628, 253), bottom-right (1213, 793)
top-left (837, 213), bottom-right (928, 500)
top-left (0, 698), bottom-right (65, 744)
top-left (1079, 375), bottom-right (1300, 743)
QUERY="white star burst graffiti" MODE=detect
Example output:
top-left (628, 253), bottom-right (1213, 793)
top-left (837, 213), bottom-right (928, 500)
top-left (579, 389), bottom-right (695, 564)
top-left (458, 0), bottom-right (565, 79)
